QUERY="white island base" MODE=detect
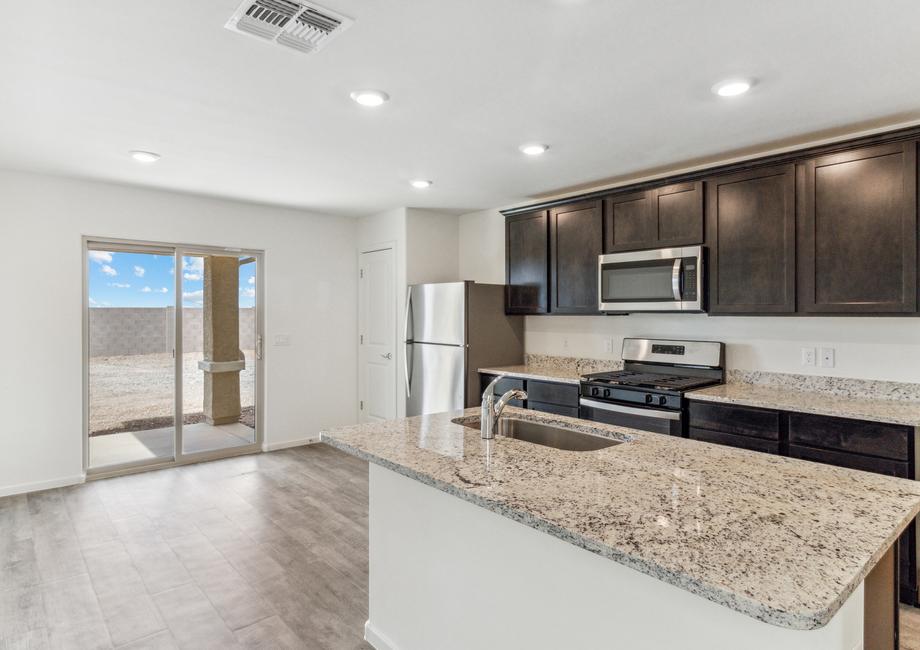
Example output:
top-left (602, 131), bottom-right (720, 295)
top-left (364, 465), bottom-right (878, 650)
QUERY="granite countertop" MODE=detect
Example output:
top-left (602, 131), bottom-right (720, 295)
top-left (478, 364), bottom-right (584, 385)
top-left (480, 354), bottom-right (622, 385)
top-left (321, 408), bottom-right (920, 631)
top-left (688, 379), bottom-right (920, 427)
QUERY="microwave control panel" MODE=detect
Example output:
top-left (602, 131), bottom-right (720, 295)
top-left (682, 258), bottom-right (698, 301)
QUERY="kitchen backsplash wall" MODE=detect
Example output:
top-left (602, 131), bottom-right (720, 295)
top-left (459, 207), bottom-right (920, 384)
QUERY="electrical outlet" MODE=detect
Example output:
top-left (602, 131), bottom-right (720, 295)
top-left (603, 338), bottom-right (613, 354)
top-left (801, 347), bottom-right (816, 367)
top-left (820, 347), bottom-right (835, 368)
top-left (563, 338), bottom-right (569, 349)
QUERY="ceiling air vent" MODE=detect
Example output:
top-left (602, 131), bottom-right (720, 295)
top-left (225, 0), bottom-right (353, 54)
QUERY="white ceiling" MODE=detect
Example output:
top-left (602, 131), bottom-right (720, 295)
top-left (2, 0), bottom-right (920, 217)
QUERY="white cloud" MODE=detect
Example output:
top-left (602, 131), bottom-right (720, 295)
top-left (108, 282), bottom-right (131, 288)
top-left (140, 286), bottom-right (152, 293)
top-left (240, 287), bottom-right (255, 298)
top-left (88, 251), bottom-right (113, 264)
top-left (88, 296), bottom-right (99, 306)
top-left (183, 273), bottom-right (201, 281)
top-left (158, 287), bottom-right (169, 293)
top-left (183, 257), bottom-right (204, 274)
top-left (183, 289), bottom-right (203, 299)
top-left (134, 265), bottom-right (146, 277)
top-left (248, 276), bottom-right (255, 285)
top-left (101, 264), bottom-right (117, 277)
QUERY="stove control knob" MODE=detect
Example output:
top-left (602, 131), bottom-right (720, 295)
top-left (591, 387), bottom-right (600, 397)
top-left (645, 394), bottom-right (653, 404)
top-left (603, 388), bottom-right (611, 398)
top-left (658, 395), bottom-right (668, 406)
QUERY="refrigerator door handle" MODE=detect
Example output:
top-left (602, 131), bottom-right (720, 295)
top-left (403, 287), bottom-right (413, 343)
top-left (404, 343), bottom-right (412, 399)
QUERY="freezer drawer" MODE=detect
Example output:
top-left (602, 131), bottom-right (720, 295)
top-left (406, 342), bottom-right (466, 417)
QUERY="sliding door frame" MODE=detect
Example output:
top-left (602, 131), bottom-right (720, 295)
top-left (82, 236), bottom-right (265, 480)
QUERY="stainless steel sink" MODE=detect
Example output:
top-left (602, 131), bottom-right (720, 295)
top-left (455, 417), bottom-right (623, 451)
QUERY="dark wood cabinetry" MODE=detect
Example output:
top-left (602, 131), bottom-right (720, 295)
top-left (550, 200), bottom-right (602, 314)
top-left (479, 374), bottom-right (525, 407)
top-left (603, 182), bottom-right (703, 253)
top-left (687, 401), bottom-right (781, 454)
top-left (799, 142), bottom-right (918, 314)
top-left (478, 373), bottom-right (580, 417)
top-left (705, 165), bottom-right (796, 314)
top-left (505, 210), bottom-right (549, 314)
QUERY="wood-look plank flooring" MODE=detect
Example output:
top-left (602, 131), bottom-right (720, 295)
top-left (3, 443), bottom-right (920, 648)
top-left (0, 444), bottom-right (370, 649)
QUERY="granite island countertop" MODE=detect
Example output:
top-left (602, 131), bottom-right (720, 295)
top-left (688, 373), bottom-right (920, 427)
top-left (321, 407), bottom-right (920, 631)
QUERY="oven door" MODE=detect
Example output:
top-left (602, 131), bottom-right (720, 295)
top-left (579, 398), bottom-right (683, 436)
top-left (597, 246), bottom-right (702, 312)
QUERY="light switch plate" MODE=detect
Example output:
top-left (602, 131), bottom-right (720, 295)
top-left (820, 347), bottom-right (835, 368)
top-left (801, 347), bottom-right (816, 367)
top-left (274, 334), bottom-right (291, 346)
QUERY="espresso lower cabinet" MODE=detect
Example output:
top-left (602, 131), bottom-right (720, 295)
top-left (479, 374), bottom-right (525, 407)
top-left (479, 375), bottom-right (580, 415)
top-left (688, 398), bottom-right (919, 604)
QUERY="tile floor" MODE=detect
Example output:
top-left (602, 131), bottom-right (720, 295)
top-left (89, 422), bottom-right (256, 469)
top-left (0, 444), bottom-right (368, 649)
top-left (2, 443), bottom-right (919, 648)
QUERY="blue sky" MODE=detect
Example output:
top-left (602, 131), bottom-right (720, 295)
top-left (87, 251), bottom-right (256, 308)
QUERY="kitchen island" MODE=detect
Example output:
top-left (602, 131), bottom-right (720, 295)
top-left (321, 407), bottom-right (920, 650)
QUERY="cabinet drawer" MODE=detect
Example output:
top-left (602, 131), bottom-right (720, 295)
top-left (480, 374), bottom-right (525, 407)
top-left (687, 402), bottom-right (780, 440)
top-left (526, 380), bottom-right (580, 407)
top-left (527, 401), bottom-right (579, 418)
top-left (788, 413), bottom-right (910, 462)
top-left (788, 444), bottom-right (909, 478)
top-left (688, 428), bottom-right (780, 455)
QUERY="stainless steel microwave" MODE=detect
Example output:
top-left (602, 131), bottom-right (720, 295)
top-left (597, 246), bottom-right (704, 312)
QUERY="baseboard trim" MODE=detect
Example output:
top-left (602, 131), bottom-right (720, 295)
top-left (0, 473), bottom-right (86, 498)
top-left (262, 436), bottom-right (321, 452)
top-left (364, 620), bottom-right (398, 650)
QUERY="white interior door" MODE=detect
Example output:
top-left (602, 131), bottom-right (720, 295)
top-left (359, 247), bottom-right (396, 422)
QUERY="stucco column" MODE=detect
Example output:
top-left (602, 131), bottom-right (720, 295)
top-left (199, 256), bottom-right (243, 425)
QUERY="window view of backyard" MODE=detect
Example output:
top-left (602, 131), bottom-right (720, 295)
top-left (87, 248), bottom-right (258, 469)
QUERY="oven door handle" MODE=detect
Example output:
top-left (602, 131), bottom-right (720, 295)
top-left (579, 398), bottom-right (680, 421)
top-left (671, 258), bottom-right (682, 301)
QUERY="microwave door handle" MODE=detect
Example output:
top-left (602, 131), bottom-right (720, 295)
top-left (671, 258), bottom-right (682, 301)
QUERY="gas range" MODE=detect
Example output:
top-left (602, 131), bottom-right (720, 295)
top-left (578, 338), bottom-right (725, 435)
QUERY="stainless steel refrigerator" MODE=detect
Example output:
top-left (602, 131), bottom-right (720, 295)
top-left (404, 282), bottom-right (524, 416)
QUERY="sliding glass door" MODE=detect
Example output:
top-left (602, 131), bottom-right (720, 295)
top-left (85, 239), bottom-right (263, 475)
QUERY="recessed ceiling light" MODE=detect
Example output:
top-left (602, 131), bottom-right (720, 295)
top-left (519, 144), bottom-right (549, 156)
top-left (711, 79), bottom-right (752, 97)
top-left (130, 150), bottom-right (161, 163)
top-left (350, 90), bottom-right (390, 107)
top-left (410, 179), bottom-right (432, 189)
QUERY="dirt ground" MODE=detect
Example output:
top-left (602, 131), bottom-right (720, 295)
top-left (89, 350), bottom-right (256, 435)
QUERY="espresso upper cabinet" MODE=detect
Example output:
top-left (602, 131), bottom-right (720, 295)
top-left (506, 210), bottom-right (549, 314)
top-left (604, 181), bottom-right (703, 253)
top-left (706, 165), bottom-right (796, 314)
top-left (550, 200), bottom-right (603, 314)
top-left (799, 142), bottom-right (918, 313)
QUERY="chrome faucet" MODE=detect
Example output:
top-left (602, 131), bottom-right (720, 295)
top-left (481, 375), bottom-right (527, 440)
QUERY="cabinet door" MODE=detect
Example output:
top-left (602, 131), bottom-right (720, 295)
top-left (654, 181), bottom-right (704, 247)
top-left (550, 200), bottom-right (603, 314)
top-left (603, 191), bottom-right (654, 252)
top-left (505, 210), bottom-right (549, 314)
top-left (706, 164), bottom-right (796, 314)
top-left (799, 142), bottom-right (917, 313)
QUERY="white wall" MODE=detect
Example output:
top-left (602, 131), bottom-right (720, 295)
top-left (406, 208), bottom-right (459, 284)
top-left (457, 208), bottom-right (920, 383)
top-left (0, 169), bottom-right (358, 496)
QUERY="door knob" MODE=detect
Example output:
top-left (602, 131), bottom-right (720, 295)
top-left (381, 352), bottom-right (393, 359)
